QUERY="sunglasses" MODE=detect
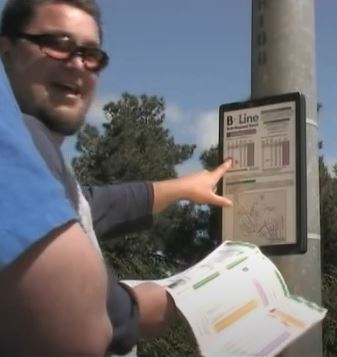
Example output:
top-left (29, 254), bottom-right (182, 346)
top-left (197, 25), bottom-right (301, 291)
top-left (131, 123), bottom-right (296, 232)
top-left (12, 32), bottom-right (109, 73)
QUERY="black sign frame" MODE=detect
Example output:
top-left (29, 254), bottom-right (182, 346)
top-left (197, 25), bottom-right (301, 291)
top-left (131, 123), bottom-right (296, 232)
top-left (218, 92), bottom-right (307, 255)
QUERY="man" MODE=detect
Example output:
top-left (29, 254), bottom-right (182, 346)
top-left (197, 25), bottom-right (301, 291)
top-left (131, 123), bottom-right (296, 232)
top-left (0, 0), bottom-right (232, 355)
top-left (0, 58), bottom-right (113, 355)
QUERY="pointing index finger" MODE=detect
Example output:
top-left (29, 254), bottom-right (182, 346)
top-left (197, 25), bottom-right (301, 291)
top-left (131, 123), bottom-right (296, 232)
top-left (213, 158), bottom-right (232, 179)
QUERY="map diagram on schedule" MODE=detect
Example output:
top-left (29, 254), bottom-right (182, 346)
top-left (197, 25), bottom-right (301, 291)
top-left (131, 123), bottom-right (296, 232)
top-left (234, 190), bottom-right (286, 244)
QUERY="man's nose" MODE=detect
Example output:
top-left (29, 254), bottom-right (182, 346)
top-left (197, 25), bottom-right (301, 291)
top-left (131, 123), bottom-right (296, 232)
top-left (64, 54), bottom-right (86, 71)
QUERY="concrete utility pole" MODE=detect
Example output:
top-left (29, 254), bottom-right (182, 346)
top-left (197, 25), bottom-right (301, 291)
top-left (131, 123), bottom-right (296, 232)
top-left (251, 0), bottom-right (322, 356)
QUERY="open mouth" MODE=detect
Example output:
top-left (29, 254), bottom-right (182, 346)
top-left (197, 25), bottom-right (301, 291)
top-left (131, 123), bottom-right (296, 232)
top-left (52, 82), bottom-right (81, 96)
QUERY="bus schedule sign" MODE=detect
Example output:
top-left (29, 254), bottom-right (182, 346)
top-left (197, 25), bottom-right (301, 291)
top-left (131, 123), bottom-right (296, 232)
top-left (219, 92), bottom-right (307, 255)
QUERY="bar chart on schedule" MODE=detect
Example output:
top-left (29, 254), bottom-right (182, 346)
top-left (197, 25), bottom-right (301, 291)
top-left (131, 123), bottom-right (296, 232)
top-left (262, 137), bottom-right (290, 170)
top-left (227, 140), bottom-right (255, 170)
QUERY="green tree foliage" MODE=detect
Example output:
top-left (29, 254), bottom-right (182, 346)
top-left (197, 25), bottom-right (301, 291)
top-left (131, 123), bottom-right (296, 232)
top-left (199, 145), bottom-right (220, 171)
top-left (74, 93), bottom-right (195, 184)
top-left (151, 203), bottom-right (216, 264)
top-left (73, 93), bottom-right (212, 262)
top-left (319, 149), bottom-right (337, 356)
top-left (322, 266), bottom-right (337, 357)
top-left (320, 153), bottom-right (337, 271)
top-left (75, 94), bottom-right (212, 255)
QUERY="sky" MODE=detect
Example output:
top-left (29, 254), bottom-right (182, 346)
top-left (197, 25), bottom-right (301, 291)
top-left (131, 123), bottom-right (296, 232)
top-left (0, 0), bottom-right (336, 175)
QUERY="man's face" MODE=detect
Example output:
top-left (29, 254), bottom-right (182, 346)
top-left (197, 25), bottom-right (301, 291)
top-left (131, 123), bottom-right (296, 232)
top-left (1, 3), bottom-right (101, 135)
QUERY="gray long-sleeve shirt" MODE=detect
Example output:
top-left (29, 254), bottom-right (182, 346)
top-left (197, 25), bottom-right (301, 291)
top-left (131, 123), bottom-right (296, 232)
top-left (82, 182), bottom-right (153, 240)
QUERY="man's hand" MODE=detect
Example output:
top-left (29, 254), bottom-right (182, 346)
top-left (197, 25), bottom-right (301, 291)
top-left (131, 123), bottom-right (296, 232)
top-left (152, 158), bottom-right (233, 213)
top-left (133, 282), bottom-right (176, 337)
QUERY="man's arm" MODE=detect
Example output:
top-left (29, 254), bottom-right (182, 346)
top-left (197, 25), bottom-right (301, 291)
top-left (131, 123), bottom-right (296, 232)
top-left (152, 158), bottom-right (233, 213)
top-left (82, 182), bottom-right (153, 239)
top-left (0, 222), bottom-right (112, 356)
top-left (83, 160), bottom-right (232, 239)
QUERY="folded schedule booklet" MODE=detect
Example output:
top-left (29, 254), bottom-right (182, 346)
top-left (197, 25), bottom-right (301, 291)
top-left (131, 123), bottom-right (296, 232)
top-left (124, 241), bottom-right (326, 357)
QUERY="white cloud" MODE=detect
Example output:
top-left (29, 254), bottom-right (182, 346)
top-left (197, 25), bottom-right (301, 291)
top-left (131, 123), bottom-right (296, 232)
top-left (163, 103), bottom-right (220, 176)
top-left (165, 103), bottom-right (219, 153)
top-left (194, 109), bottom-right (219, 151)
top-left (176, 158), bottom-right (203, 176)
top-left (165, 103), bottom-right (185, 123)
top-left (86, 93), bottom-right (119, 127)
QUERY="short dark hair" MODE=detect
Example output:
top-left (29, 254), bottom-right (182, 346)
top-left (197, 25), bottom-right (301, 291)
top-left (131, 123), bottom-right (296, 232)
top-left (0, 0), bottom-right (103, 43)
